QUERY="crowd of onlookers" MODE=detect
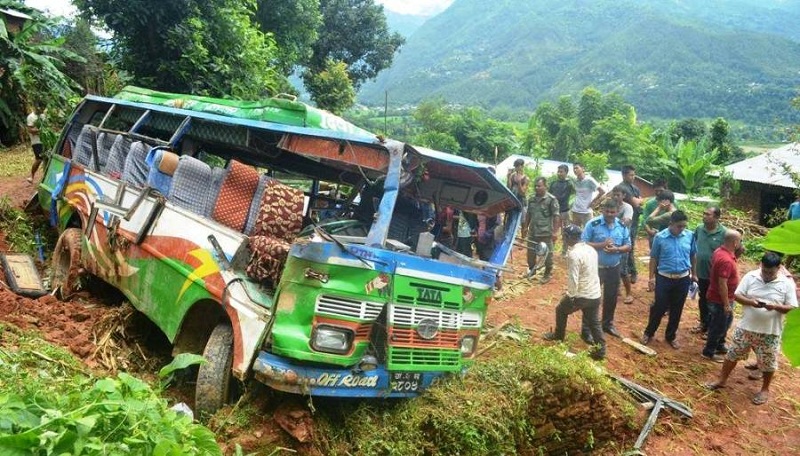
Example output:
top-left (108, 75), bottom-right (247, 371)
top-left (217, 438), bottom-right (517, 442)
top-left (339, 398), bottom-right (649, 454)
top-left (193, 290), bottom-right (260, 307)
top-left (514, 160), bottom-right (799, 406)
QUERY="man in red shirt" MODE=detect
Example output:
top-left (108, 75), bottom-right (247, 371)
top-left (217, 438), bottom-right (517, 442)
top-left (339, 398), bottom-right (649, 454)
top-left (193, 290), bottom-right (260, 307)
top-left (701, 229), bottom-right (742, 361)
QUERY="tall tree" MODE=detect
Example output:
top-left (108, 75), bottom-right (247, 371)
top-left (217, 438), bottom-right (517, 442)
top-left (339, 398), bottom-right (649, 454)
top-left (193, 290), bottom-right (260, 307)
top-left (304, 59), bottom-right (355, 115)
top-left (577, 87), bottom-right (604, 135)
top-left (303, 0), bottom-right (404, 107)
top-left (254, 0), bottom-right (321, 75)
top-left (76, 0), bottom-right (284, 99)
top-left (1, 1), bottom-right (80, 143)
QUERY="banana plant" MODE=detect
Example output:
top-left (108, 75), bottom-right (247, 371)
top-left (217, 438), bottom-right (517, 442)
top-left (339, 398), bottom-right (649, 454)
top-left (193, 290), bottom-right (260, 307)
top-left (662, 136), bottom-right (718, 193)
top-left (760, 219), bottom-right (800, 366)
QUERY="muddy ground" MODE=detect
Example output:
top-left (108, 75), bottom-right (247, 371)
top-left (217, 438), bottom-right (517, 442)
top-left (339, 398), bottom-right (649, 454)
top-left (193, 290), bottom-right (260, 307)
top-left (1, 174), bottom-right (799, 455)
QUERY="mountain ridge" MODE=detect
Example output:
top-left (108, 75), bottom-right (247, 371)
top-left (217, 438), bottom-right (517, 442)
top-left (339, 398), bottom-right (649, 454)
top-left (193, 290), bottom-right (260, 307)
top-left (361, 0), bottom-right (800, 124)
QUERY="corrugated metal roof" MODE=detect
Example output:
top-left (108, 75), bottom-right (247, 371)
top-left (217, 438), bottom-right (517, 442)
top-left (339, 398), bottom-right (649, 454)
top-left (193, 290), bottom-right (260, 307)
top-left (0, 8), bottom-right (33, 21)
top-left (724, 143), bottom-right (800, 189)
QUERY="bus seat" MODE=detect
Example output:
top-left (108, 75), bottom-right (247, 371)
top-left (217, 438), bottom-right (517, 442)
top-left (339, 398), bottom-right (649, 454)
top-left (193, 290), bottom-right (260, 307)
top-left (73, 125), bottom-right (97, 167)
top-left (92, 132), bottom-right (116, 171)
top-left (104, 135), bottom-right (131, 179)
top-left (213, 160), bottom-right (260, 232)
top-left (122, 141), bottom-right (151, 188)
top-left (243, 175), bottom-right (272, 235)
top-left (246, 180), bottom-right (304, 286)
top-left (144, 148), bottom-right (178, 195)
top-left (168, 155), bottom-right (218, 217)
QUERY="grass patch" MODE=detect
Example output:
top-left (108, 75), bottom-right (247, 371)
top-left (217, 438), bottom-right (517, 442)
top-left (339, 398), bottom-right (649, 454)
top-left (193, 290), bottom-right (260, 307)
top-left (313, 340), bottom-right (637, 455)
top-left (0, 144), bottom-right (32, 178)
top-left (0, 324), bottom-right (221, 455)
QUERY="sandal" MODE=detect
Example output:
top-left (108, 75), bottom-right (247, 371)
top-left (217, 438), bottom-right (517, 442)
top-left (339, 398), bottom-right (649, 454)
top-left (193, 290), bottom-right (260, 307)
top-left (752, 391), bottom-right (769, 406)
top-left (624, 295), bottom-right (634, 304)
top-left (704, 382), bottom-right (726, 391)
top-left (748, 370), bottom-right (764, 380)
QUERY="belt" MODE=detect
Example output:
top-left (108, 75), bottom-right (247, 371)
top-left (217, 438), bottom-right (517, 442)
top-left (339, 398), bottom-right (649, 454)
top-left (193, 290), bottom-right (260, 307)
top-left (598, 264), bottom-right (620, 269)
top-left (659, 271), bottom-right (690, 279)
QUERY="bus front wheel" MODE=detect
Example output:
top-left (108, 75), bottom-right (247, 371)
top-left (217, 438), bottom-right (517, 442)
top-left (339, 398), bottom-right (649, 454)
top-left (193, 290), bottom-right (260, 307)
top-left (195, 322), bottom-right (235, 417)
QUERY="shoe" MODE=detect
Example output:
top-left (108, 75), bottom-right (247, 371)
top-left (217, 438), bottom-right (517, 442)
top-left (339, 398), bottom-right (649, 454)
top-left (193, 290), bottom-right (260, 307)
top-left (748, 370), bottom-right (764, 380)
top-left (701, 353), bottom-right (725, 363)
top-left (539, 275), bottom-right (551, 285)
top-left (623, 295), bottom-right (634, 304)
top-left (744, 362), bottom-right (759, 370)
top-left (26, 177), bottom-right (33, 184)
top-left (604, 327), bottom-right (622, 338)
top-left (689, 326), bottom-right (706, 334)
top-left (667, 339), bottom-right (680, 350)
top-left (630, 275), bottom-right (638, 284)
top-left (581, 334), bottom-right (595, 345)
top-left (524, 268), bottom-right (536, 279)
top-left (715, 347), bottom-right (729, 355)
top-left (640, 334), bottom-right (652, 346)
top-left (589, 349), bottom-right (605, 361)
top-left (543, 332), bottom-right (563, 341)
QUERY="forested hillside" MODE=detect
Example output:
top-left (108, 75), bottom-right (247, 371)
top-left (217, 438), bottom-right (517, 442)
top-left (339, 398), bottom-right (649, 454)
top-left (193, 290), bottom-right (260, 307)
top-left (359, 0), bottom-right (800, 124)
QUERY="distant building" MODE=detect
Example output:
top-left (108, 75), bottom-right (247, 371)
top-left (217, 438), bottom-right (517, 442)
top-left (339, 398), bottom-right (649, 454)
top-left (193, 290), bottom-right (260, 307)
top-left (1, 8), bottom-right (32, 35)
top-left (724, 143), bottom-right (799, 225)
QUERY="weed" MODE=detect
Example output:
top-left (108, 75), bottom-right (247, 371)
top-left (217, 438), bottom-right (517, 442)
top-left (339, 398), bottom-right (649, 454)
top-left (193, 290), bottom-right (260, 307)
top-left (0, 325), bottom-right (222, 455)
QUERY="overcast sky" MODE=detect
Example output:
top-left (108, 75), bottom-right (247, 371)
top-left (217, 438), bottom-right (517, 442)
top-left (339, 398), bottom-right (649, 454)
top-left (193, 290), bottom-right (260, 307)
top-left (25, 0), bottom-right (455, 17)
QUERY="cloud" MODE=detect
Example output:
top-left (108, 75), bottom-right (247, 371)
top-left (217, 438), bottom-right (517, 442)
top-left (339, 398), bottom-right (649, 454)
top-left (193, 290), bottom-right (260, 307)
top-left (377, 0), bottom-right (454, 16)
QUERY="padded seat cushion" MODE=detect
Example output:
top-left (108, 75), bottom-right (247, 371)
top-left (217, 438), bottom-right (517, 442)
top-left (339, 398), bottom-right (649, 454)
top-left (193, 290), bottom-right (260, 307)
top-left (122, 142), bottom-right (151, 188)
top-left (104, 135), bottom-right (131, 179)
top-left (213, 160), bottom-right (260, 232)
top-left (246, 236), bottom-right (292, 285)
top-left (92, 132), bottom-right (116, 171)
top-left (74, 125), bottom-right (97, 167)
top-left (250, 180), bottom-right (304, 242)
top-left (168, 155), bottom-right (218, 216)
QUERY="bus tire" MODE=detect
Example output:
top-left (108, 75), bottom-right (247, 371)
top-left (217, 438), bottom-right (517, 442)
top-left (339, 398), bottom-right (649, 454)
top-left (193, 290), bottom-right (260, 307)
top-left (50, 228), bottom-right (83, 299)
top-left (196, 322), bottom-right (234, 417)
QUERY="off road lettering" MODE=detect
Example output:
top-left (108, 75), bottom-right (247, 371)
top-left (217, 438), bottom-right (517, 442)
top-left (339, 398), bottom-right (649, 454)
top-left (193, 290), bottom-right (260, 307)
top-left (311, 373), bottom-right (378, 388)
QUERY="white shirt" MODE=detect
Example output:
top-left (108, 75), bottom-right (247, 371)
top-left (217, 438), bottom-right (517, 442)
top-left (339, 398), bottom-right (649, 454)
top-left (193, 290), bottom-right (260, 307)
top-left (566, 242), bottom-right (601, 299)
top-left (618, 201), bottom-right (633, 226)
top-left (735, 269), bottom-right (798, 336)
top-left (26, 112), bottom-right (41, 145)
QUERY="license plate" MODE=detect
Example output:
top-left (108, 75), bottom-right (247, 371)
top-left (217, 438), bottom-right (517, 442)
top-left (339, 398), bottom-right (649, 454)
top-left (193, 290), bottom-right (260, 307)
top-left (390, 372), bottom-right (422, 392)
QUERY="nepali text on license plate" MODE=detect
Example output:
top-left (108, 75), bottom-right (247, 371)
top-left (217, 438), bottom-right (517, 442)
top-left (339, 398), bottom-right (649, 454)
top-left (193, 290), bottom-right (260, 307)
top-left (390, 372), bottom-right (422, 392)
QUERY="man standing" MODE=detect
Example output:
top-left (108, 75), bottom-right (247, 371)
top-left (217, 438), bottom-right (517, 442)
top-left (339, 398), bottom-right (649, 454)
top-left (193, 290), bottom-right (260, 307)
top-left (611, 185), bottom-right (635, 304)
top-left (507, 158), bottom-right (529, 207)
top-left (701, 229), bottom-right (742, 362)
top-left (644, 190), bottom-right (677, 243)
top-left (641, 210), bottom-right (697, 349)
top-left (706, 252), bottom-right (797, 405)
top-left (522, 177), bottom-right (559, 284)
top-left (692, 206), bottom-right (727, 337)
top-left (549, 164), bottom-right (575, 256)
top-left (543, 224), bottom-right (605, 360)
top-left (571, 162), bottom-right (604, 229)
top-left (641, 179), bottom-right (673, 248)
top-left (26, 105), bottom-right (44, 184)
top-left (581, 199), bottom-right (631, 339)
top-left (618, 165), bottom-right (643, 282)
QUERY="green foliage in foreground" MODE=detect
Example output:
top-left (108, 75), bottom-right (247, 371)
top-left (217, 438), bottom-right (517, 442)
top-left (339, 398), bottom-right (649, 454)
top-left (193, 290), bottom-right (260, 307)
top-left (0, 325), bottom-right (221, 455)
top-left (0, 197), bottom-right (37, 255)
top-left (314, 340), bottom-right (636, 455)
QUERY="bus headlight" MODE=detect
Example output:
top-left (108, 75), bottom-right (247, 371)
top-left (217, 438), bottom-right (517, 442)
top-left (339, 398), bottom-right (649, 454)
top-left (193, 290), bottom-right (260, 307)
top-left (460, 336), bottom-right (477, 355)
top-left (311, 325), bottom-right (353, 354)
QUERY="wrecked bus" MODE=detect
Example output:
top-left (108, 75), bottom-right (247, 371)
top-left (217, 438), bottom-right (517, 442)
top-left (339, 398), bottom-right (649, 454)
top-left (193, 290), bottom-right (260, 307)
top-left (37, 86), bottom-right (522, 414)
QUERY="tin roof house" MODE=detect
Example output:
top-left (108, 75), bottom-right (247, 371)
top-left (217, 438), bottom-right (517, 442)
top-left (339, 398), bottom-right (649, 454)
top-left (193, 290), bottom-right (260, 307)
top-left (724, 143), bottom-right (800, 225)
